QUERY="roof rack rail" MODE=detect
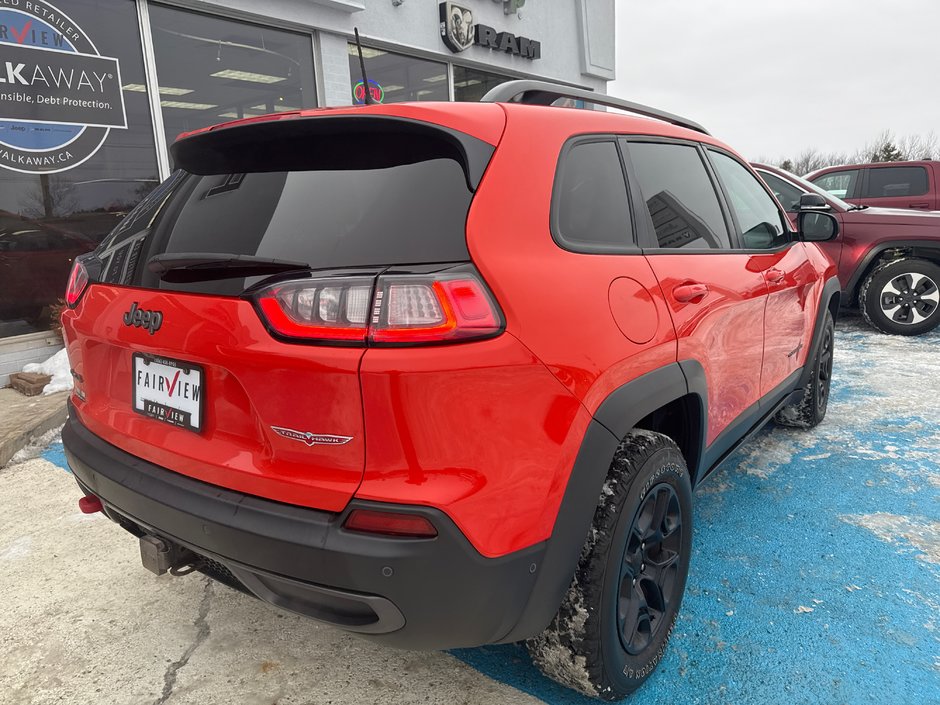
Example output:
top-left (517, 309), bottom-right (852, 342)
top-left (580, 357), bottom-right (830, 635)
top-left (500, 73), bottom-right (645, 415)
top-left (480, 80), bottom-right (709, 136)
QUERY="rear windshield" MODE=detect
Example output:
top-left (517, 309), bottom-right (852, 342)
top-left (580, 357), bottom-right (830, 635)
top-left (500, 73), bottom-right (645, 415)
top-left (96, 119), bottom-right (487, 295)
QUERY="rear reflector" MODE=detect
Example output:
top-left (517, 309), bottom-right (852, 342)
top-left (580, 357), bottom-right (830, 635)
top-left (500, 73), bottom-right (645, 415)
top-left (344, 509), bottom-right (438, 538)
top-left (254, 267), bottom-right (502, 346)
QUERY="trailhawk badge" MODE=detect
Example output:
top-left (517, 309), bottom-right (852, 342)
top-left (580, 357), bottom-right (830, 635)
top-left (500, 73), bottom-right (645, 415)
top-left (0, 0), bottom-right (127, 174)
top-left (272, 426), bottom-right (354, 447)
top-left (439, 2), bottom-right (475, 53)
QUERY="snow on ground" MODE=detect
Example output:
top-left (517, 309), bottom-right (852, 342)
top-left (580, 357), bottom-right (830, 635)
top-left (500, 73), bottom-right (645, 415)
top-left (22, 348), bottom-right (73, 395)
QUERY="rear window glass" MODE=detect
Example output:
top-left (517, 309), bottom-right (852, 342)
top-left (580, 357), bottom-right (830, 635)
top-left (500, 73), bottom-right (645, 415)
top-left (552, 140), bottom-right (633, 251)
top-left (99, 140), bottom-right (477, 295)
top-left (864, 166), bottom-right (929, 198)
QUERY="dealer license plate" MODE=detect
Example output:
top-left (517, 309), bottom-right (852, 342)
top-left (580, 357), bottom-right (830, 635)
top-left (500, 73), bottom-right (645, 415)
top-left (132, 353), bottom-right (204, 432)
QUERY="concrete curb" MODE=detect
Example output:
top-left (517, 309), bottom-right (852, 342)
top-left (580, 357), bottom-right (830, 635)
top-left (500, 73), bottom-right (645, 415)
top-left (0, 390), bottom-right (69, 468)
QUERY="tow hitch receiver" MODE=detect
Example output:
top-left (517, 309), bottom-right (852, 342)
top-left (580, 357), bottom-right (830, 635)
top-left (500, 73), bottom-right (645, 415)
top-left (139, 535), bottom-right (197, 576)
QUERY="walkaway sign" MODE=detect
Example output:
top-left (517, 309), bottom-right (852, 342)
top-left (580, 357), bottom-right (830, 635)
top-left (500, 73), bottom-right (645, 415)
top-left (0, 0), bottom-right (127, 174)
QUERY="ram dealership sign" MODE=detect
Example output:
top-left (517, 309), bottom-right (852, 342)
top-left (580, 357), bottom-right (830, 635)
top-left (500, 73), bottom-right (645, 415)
top-left (0, 0), bottom-right (127, 174)
top-left (439, 2), bottom-right (541, 60)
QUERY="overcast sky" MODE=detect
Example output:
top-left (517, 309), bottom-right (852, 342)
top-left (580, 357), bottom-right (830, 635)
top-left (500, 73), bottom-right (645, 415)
top-left (609, 0), bottom-right (939, 161)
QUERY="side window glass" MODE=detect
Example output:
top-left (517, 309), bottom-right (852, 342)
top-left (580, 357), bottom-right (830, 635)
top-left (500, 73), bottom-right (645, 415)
top-left (709, 152), bottom-right (788, 249)
top-left (627, 142), bottom-right (730, 249)
top-left (865, 167), bottom-right (929, 198)
top-left (759, 171), bottom-right (804, 213)
top-left (553, 140), bottom-right (633, 250)
top-left (811, 169), bottom-right (858, 199)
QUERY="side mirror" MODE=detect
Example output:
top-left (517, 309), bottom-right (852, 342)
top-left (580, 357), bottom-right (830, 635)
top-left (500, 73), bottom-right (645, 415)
top-left (798, 211), bottom-right (840, 242)
top-left (799, 193), bottom-right (830, 211)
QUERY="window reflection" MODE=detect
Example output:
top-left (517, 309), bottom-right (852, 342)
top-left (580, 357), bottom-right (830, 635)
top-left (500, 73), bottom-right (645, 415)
top-left (453, 66), bottom-right (513, 102)
top-left (0, 0), bottom-right (158, 338)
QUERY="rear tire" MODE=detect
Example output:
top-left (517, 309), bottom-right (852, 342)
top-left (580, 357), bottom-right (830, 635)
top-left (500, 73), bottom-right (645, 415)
top-left (859, 258), bottom-right (940, 336)
top-left (526, 431), bottom-right (692, 700)
top-left (775, 310), bottom-right (834, 429)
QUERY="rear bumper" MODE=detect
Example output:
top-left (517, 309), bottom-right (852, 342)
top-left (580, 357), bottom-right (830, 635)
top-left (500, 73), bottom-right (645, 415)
top-left (62, 404), bottom-right (544, 649)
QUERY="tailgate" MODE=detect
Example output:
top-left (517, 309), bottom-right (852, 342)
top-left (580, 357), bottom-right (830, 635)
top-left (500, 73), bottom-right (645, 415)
top-left (62, 284), bottom-right (365, 511)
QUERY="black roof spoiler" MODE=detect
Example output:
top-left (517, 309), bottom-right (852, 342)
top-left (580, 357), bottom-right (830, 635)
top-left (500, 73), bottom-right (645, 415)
top-left (480, 80), bottom-right (710, 136)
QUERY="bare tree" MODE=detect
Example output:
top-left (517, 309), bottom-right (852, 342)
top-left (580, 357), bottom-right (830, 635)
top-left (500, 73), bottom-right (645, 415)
top-left (19, 175), bottom-right (79, 219)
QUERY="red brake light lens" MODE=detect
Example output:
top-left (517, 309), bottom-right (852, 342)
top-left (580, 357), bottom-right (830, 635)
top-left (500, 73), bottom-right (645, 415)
top-left (254, 268), bottom-right (503, 346)
top-left (343, 509), bottom-right (438, 538)
top-left (65, 259), bottom-right (90, 307)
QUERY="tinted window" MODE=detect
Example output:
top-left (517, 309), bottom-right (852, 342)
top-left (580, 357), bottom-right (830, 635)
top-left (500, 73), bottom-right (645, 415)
top-left (553, 141), bottom-right (632, 249)
top-left (149, 6), bottom-right (317, 152)
top-left (864, 166), bottom-right (929, 198)
top-left (710, 153), bottom-right (788, 249)
top-left (628, 142), bottom-right (730, 249)
top-left (811, 169), bottom-right (858, 199)
top-left (347, 46), bottom-right (448, 104)
top-left (0, 0), bottom-right (159, 339)
top-left (454, 66), bottom-right (514, 102)
top-left (119, 153), bottom-right (475, 295)
top-left (759, 171), bottom-right (805, 213)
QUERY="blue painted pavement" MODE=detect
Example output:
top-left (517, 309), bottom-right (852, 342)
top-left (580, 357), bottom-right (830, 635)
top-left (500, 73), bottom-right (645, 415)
top-left (453, 315), bottom-right (940, 704)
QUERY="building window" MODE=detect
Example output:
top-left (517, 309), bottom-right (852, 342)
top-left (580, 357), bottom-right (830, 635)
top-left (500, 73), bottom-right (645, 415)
top-left (347, 45), bottom-right (448, 104)
top-left (453, 66), bottom-right (513, 102)
top-left (0, 0), bottom-right (159, 339)
top-left (148, 4), bottom-right (317, 153)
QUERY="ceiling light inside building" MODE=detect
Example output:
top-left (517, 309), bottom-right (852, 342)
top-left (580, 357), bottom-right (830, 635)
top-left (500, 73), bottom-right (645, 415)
top-left (210, 69), bottom-right (286, 84)
top-left (382, 85), bottom-right (404, 92)
top-left (346, 45), bottom-right (387, 59)
top-left (122, 83), bottom-right (193, 95)
top-left (423, 75), bottom-right (447, 83)
top-left (161, 100), bottom-right (218, 110)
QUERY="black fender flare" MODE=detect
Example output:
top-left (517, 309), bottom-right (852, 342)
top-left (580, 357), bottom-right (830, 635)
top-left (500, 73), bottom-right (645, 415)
top-left (845, 240), bottom-right (940, 302)
top-left (498, 362), bottom-right (706, 643)
top-left (798, 276), bottom-right (841, 392)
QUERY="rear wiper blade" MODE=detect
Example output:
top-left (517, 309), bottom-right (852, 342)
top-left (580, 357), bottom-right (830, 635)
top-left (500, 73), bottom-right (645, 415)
top-left (147, 252), bottom-right (310, 283)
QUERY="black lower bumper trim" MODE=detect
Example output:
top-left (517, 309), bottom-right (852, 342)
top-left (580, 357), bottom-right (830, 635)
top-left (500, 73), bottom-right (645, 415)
top-left (63, 404), bottom-right (545, 649)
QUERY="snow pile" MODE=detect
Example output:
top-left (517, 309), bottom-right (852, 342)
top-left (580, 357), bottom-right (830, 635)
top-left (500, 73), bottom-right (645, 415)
top-left (22, 348), bottom-right (72, 395)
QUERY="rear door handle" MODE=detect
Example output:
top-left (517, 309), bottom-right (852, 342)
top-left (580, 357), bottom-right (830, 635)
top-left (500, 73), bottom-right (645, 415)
top-left (673, 282), bottom-right (709, 303)
top-left (765, 268), bottom-right (785, 283)
top-left (910, 203), bottom-right (930, 210)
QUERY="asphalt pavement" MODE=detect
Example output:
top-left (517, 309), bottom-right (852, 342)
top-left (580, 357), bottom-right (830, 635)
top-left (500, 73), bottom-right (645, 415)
top-left (1, 312), bottom-right (937, 705)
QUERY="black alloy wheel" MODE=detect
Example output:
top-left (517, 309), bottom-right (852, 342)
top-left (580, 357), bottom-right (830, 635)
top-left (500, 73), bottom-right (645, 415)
top-left (617, 483), bottom-right (684, 655)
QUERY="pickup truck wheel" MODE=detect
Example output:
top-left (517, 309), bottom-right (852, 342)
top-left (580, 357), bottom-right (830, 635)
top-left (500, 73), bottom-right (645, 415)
top-left (859, 258), bottom-right (940, 336)
top-left (775, 310), bottom-right (834, 429)
top-left (526, 431), bottom-right (692, 701)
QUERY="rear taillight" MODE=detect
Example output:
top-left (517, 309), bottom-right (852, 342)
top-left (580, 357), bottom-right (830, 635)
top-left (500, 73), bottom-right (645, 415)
top-left (255, 267), bottom-right (503, 346)
top-left (343, 509), bottom-right (438, 538)
top-left (256, 276), bottom-right (373, 343)
top-left (65, 259), bottom-right (89, 307)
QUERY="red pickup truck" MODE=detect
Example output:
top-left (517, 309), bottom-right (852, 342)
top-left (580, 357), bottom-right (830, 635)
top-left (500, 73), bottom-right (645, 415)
top-left (806, 161), bottom-right (940, 211)
top-left (754, 164), bottom-right (940, 335)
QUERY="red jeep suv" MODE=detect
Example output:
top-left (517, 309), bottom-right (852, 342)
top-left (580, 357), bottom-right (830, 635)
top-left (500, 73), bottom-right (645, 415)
top-left (61, 81), bottom-right (841, 700)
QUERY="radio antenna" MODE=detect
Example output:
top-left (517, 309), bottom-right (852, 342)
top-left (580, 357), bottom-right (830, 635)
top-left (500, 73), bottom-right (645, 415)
top-left (353, 28), bottom-right (374, 105)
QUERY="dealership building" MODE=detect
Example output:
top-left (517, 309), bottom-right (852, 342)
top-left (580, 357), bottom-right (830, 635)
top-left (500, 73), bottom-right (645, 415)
top-left (0, 0), bottom-right (615, 385)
